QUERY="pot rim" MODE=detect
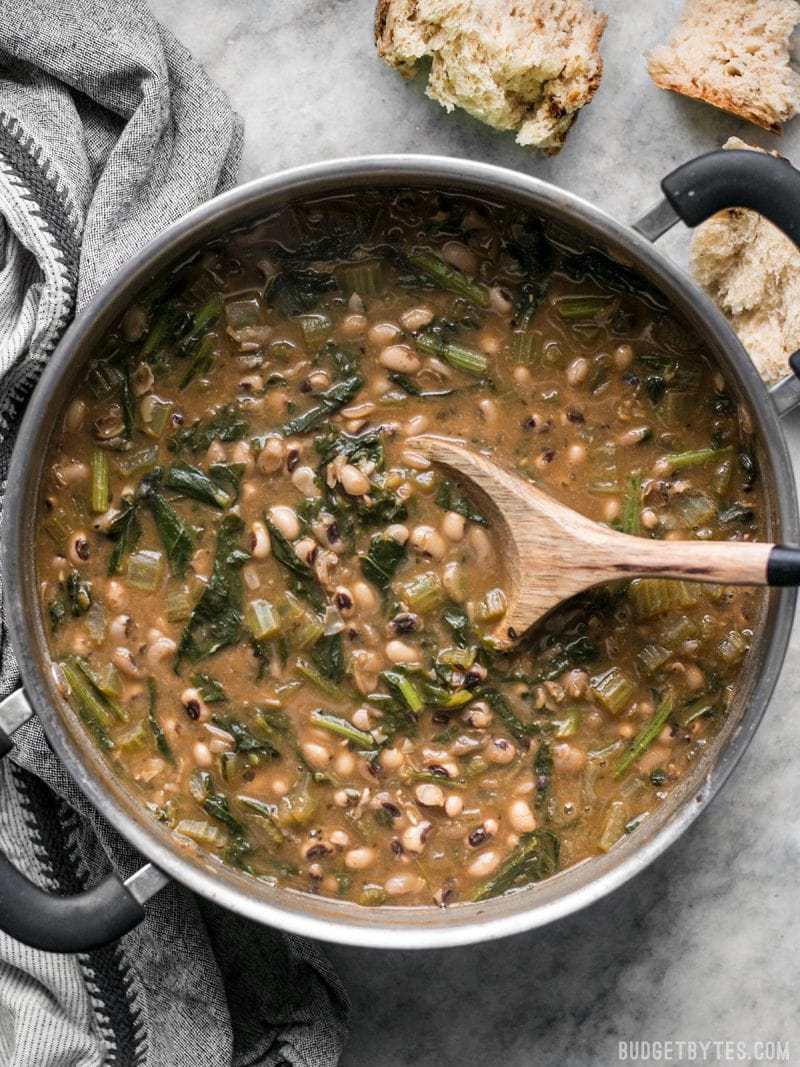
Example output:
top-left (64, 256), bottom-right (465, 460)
top-left (4, 154), bottom-right (797, 949)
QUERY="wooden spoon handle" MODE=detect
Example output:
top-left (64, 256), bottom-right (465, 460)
top-left (602, 538), bottom-right (800, 587)
top-left (601, 536), bottom-right (774, 586)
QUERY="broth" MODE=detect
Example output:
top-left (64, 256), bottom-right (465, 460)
top-left (35, 190), bottom-right (765, 906)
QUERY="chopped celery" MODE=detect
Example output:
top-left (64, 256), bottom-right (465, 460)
top-left (90, 450), bottom-right (110, 514)
top-left (310, 709), bottom-right (377, 749)
top-left (87, 360), bottom-right (123, 399)
top-left (381, 669), bottom-right (424, 714)
top-left (126, 549), bottom-right (164, 591)
top-left (295, 659), bottom-right (349, 702)
top-left (552, 709), bottom-right (580, 738)
top-left (147, 678), bottom-right (175, 765)
top-left (237, 796), bottom-right (285, 848)
top-left (415, 332), bottom-right (488, 376)
top-left (336, 260), bottom-right (385, 298)
top-left (590, 666), bottom-right (635, 716)
top-left (510, 328), bottom-right (540, 364)
top-left (166, 587), bottom-right (194, 622)
top-left (111, 446), bottom-right (159, 477)
top-left (277, 775), bottom-right (317, 828)
top-left (475, 587), bottom-right (507, 624)
top-left (224, 298), bottom-right (260, 328)
top-left (658, 614), bottom-right (698, 648)
top-left (718, 629), bottom-right (748, 664)
top-left (671, 488), bottom-right (716, 529)
top-left (661, 446), bottom-right (731, 472)
top-left (117, 722), bottom-right (148, 751)
top-left (175, 819), bottom-right (227, 848)
top-left (628, 578), bottom-right (700, 619)
top-left (408, 251), bottom-right (488, 306)
top-left (401, 572), bottom-right (445, 613)
top-left (598, 800), bottom-right (627, 851)
top-left (141, 396), bottom-right (173, 438)
top-left (295, 313), bottom-right (332, 349)
top-left (43, 508), bottom-right (72, 550)
top-left (637, 643), bottom-right (671, 675)
top-left (618, 474), bottom-right (642, 536)
top-left (556, 296), bottom-right (612, 320)
top-left (61, 659), bottom-right (115, 749)
top-left (675, 697), bottom-right (717, 728)
top-left (245, 599), bottom-right (281, 640)
top-left (614, 694), bottom-right (674, 778)
top-left (437, 646), bottom-right (476, 670)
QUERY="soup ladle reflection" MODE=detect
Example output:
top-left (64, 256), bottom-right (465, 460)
top-left (413, 434), bottom-right (800, 647)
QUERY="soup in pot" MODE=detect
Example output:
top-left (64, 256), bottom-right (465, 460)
top-left (35, 190), bottom-right (766, 906)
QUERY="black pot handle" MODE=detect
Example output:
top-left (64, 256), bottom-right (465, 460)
top-left (0, 690), bottom-right (166, 952)
top-left (661, 149), bottom-right (800, 241)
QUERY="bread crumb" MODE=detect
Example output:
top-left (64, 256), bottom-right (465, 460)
top-left (375, 0), bottom-right (607, 155)
top-left (648, 0), bottom-right (800, 132)
top-left (690, 137), bottom-right (800, 384)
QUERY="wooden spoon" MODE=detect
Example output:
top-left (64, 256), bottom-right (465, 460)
top-left (413, 435), bottom-right (800, 647)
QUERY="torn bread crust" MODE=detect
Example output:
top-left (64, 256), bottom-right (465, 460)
top-left (690, 137), bottom-right (800, 385)
top-left (375, 0), bottom-right (607, 155)
top-left (648, 0), bottom-right (800, 134)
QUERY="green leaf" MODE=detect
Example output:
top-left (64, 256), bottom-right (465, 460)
top-left (265, 517), bottom-right (325, 610)
top-left (435, 480), bottom-right (488, 526)
top-left (176, 515), bottom-right (248, 666)
top-left (361, 535), bottom-right (406, 590)
top-left (471, 830), bottom-right (560, 901)
top-left (147, 678), bottom-right (175, 764)
top-left (310, 632), bottom-right (345, 683)
top-left (276, 375), bottom-right (364, 437)
top-left (106, 499), bottom-right (142, 576)
top-left (191, 672), bottom-right (228, 703)
top-left (138, 480), bottom-right (195, 578)
top-left (169, 406), bottom-right (249, 454)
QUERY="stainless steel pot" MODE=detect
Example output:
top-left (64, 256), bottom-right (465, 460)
top-left (2, 151), bottom-right (800, 952)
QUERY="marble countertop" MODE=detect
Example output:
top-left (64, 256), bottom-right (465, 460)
top-left (152, 2), bottom-right (800, 1063)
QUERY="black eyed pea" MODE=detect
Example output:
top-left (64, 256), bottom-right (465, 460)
top-left (467, 850), bottom-right (501, 879)
top-left (441, 240), bottom-right (477, 274)
top-left (344, 846), bottom-right (376, 870)
top-left (384, 872), bottom-right (426, 897)
top-left (192, 741), bottom-right (213, 768)
top-left (56, 462), bottom-right (90, 486)
top-left (249, 520), bottom-right (271, 559)
top-left (385, 638), bottom-right (421, 665)
top-left (257, 436), bottom-right (285, 474)
top-left (339, 463), bottom-right (371, 496)
top-left (415, 783), bottom-right (445, 807)
top-left (399, 306), bottom-right (434, 332)
top-left (401, 820), bottom-right (432, 854)
top-left (367, 321), bottom-right (401, 348)
top-left (441, 511), bottom-right (465, 542)
top-left (67, 533), bottom-right (91, 566)
top-left (64, 399), bottom-right (87, 432)
top-left (486, 738), bottom-right (517, 765)
top-left (268, 505), bottom-right (300, 541)
top-left (489, 286), bottom-right (513, 316)
top-left (508, 799), bottom-right (537, 833)
top-left (409, 525), bottom-right (447, 560)
top-left (379, 344), bottom-right (421, 374)
top-left (341, 313), bottom-right (368, 337)
top-left (146, 634), bottom-right (177, 667)
top-left (385, 523), bottom-right (409, 545)
top-left (181, 687), bottom-right (210, 722)
top-left (112, 647), bottom-right (142, 679)
top-left (301, 741), bottom-right (332, 769)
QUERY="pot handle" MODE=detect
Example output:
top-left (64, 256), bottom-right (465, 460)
top-left (635, 149), bottom-right (800, 416)
top-left (660, 149), bottom-right (800, 242)
top-left (0, 688), bottom-right (168, 953)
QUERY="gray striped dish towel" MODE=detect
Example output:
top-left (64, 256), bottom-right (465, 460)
top-left (0, 2), bottom-right (348, 1065)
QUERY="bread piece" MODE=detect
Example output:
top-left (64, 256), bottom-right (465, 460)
top-left (648, 0), bottom-right (800, 133)
top-left (690, 137), bottom-right (800, 384)
top-left (375, 0), bottom-right (607, 154)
